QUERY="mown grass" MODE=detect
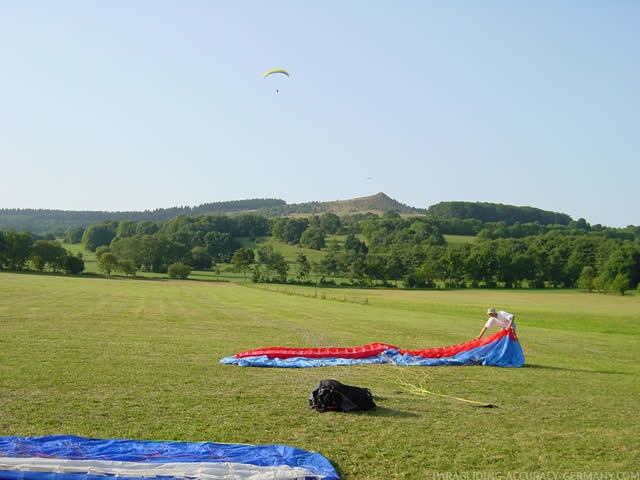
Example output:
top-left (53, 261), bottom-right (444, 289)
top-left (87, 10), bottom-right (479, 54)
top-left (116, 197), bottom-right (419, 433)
top-left (1, 272), bottom-right (638, 478)
top-left (240, 235), bottom-right (342, 265)
top-left (443, 234), bottom-right (476, 245)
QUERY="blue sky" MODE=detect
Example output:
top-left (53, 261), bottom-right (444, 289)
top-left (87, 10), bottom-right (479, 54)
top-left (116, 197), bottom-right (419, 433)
top-left (1, 1), bottom-right (638, 227)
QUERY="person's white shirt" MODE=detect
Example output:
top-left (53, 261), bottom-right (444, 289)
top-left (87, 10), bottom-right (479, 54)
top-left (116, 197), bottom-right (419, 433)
top-left (485, 310), bottom-right (515, 330)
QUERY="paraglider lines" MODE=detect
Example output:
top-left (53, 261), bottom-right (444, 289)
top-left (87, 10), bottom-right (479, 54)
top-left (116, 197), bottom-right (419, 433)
top-left (396, 370), bottom-right (498, 408)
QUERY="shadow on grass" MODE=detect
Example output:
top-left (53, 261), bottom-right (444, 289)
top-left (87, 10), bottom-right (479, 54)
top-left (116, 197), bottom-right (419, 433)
top-left (366, 406), bottom-right (418, 418)
top-left (524, 363), bottom-right (629, 375)
top-left (312, 407), bottom-right (416, 417)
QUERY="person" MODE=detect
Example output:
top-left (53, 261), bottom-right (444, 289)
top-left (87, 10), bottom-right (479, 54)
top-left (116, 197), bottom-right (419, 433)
top-left (476, 308), bottom-right (515, 339)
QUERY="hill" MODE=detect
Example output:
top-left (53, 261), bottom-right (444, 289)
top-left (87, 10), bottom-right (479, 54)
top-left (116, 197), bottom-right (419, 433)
top-left (427, 201), bottom-right (573, 226)
top-left (0, 193), bottom-right (423, 233)
top-left (257, 192), bottom-right (424, 217)
top-left (0, 194), bottom-right (599, 234)
top-left (0, 199), bottom-right (285, 234)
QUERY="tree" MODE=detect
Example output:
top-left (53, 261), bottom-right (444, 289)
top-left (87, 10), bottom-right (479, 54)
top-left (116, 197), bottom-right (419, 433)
top-left (231, 248), bottom-right (254, 280)
top-left (3, 231), bottom-right (33, 270)
top-left (300, 227), bottom-right (325, 250)
top-left (316, 251), bottom-right (340, 279)
top-left (271, 217), bottom-right (308, 244)
top-left (31, 240), bottom-right (66, 272)
top-left (168, 262), bottom-right (191, 279)
top-left (256, 245), bottom-right (288, 282)
top-left (465, 242), bottom-right (498, 287)
top-left (97, 252), bottom-right (119, 276)
top-left (385, 252), bottom-right (406, 286)
top-left (364, 254), bottom-right (386, 284)
top-left (166, 240), bottom-right (191, 267)
top-left (593, 274), bottom-right (605, 293)
top-left (271, 255), bottom-right (289, 283)
top-left (117, 259), bottom-right (137, 276)
top-left (110, 236), bottom-right (142, 268)
top-left (608, 273), bottom-right (630, 296)
top-left (577, 266), bottom-right (596, 291)
top-left (62, 253), bottom-right (85, 274)
top-left (64, 227), bottom-right (85, 244)
top-left (205, 231), bottom-right (238, 263)
top-left (406, 261), bottom-right (436, 288)
top-left (319, 212), bottom-right (341, 234)
top-left (82, 222), bottom-right (117, 252)
top-left (138, 234), bottom-right (170, 272)
top-left (0, 231), bottom-right (7, 267)
top-left (95, 245), bottom-right (111, 259)
top-left (296, 253), bottom-right (311, 282)
top-left (565, 238), bottom-right (597, 287)
top-left (190, 246), bottom-right (212, 270)
top-left (116, 220), bottom-right (138, 239)
top-left (598, 247), bottom-right (636, 292)
top-left (438, 246), bottom-right (467, 288)
top-left (232, 214), bottom-right (270, 238)
top-left (347, 253), bottom-right (368, 286)
top-left (257, 245), bottom-right (276, 265)
top-left (135, 221), bottom-right (159, 235)
top-left (344, 234), bottom-right (368, 254)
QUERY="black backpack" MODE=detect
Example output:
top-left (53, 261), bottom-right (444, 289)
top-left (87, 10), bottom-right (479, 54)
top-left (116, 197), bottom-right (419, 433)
top-left (308, 379), bottom-right (376, 413)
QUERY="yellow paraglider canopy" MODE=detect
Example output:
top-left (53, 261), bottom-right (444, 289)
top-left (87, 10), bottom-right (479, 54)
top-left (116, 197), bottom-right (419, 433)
top-left (263, 69), bottom-right (290, 78)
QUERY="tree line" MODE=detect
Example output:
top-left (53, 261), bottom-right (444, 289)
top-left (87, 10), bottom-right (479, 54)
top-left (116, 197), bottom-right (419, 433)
top-left (1, 198), bottom-right (594, 234)
top-left (426, 201), bottom-right (573, 226)
top-left (1, 211), bottom-right (639, 294)
top-left (0, 230), bottom-right (85, 274)
top-left (0, 198), bottom-right (285, 234)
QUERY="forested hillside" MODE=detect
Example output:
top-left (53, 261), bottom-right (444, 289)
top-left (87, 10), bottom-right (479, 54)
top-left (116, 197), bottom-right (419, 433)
top-left (0, 193), bottom-right (422, 233)
top-left (0, 199), bottom-right (285, 233)
top-left (3, 192), bottom-right (639, 293)
top-left (427, 201), bottom-right (572, 226)
top-left (2, 208), bottom-right (639, 294)
top-left (0, 193), bottom-right (587, 233)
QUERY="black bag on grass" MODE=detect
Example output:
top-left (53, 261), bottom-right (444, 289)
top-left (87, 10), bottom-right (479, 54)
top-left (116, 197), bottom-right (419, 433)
top-left (308, 379), bottom-right (376, 413)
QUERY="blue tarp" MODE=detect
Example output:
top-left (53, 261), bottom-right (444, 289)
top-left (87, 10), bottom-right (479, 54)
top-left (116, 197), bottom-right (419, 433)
top-left (0, 435), bottom-right (340, 480)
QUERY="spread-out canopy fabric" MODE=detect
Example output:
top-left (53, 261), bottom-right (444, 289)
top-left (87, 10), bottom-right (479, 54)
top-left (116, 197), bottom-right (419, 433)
top-left (221, 329), bottom-right (524, 368)
top-left (263, 68), bottom-right (289, 78)
top-left (0, 435), bottom-right (340, 480)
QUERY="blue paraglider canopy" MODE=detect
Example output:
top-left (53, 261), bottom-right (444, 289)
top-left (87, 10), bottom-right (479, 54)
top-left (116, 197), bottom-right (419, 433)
top-left (221, 329), bottom-right (525, 368)
top-left (0, 435), bottom-right (340, 480)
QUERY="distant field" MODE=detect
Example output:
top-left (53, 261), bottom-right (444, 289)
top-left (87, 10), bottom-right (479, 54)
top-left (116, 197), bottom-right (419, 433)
top-left (63, 242), bottom-right (98, 273)
top-left (444, 234), bottom-right (476, 245)
top-left (63, 236), bottom-right (350, 279)
top-left (1, 272), bottom-right (638, 477)
top-left (240, 236), bottom-right (329, 264)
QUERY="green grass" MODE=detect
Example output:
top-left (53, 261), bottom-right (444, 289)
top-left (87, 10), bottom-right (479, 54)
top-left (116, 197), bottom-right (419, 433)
top-left (63, 238), bottom-right (327, 278)
top-left (63, 242), bottom-right (100, 274)
top-left (240, 236), bottom-right (336, 264)
top-left (1, 272), bottom-right (638, 478)
top-left (444, 234), bottom-right (476, 245)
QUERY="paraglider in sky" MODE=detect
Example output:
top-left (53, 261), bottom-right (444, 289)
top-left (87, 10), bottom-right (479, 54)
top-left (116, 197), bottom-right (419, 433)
top-left (263, 69), bottom-right (289, 93)
top-left (263, 68), bottom-right (289, 78)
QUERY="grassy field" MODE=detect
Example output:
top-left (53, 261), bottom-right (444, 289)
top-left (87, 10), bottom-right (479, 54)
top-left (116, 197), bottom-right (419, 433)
top-left (62, 234), bottom-right (470, 280)
top-left (63, 237), bottom-right (332, 277)
top-left (443, 234), bottom-right (476, 245)
top-left (1, 272), bottom-right (638, 478)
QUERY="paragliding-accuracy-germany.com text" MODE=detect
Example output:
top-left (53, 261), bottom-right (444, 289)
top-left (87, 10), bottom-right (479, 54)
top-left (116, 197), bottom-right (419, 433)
top-left (431, 472), bottom-right (639, 480)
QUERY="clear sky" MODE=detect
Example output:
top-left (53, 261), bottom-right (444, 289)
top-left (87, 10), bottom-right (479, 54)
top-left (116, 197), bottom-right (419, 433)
top-left (1, 1), bottom-right (638, 227)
